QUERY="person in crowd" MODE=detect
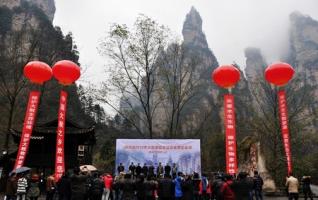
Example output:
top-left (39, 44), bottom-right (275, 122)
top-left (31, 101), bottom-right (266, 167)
top-left (143, 175), bottom-right (157, 200)
top-left (121, 173), bottom-right (135, 200)
top-left (136, 163), bottom-right (142, 177)
top-left (46, 174), bottom-right (56, 200)
top-left (90, 173), bottom-right (104, 200)
top-left (117, 163), bottom-right (125, 174)
top-left (102, 173), bottom-right (113, 200)
top-left (164, 164), bottom-right (171, 177)
top-left (231, 172), bottom-right (254, 200)
top-left (182, 175), bottom-right (194, 200)
top-left (148, 165), bottom-right (155, 179)
top-left (113, 172), bottom-right (125, 200)
top-left (5, 172), bottom-right (17, 200)
top-left (17, 173), bottom-right (28, 200)
top-left (173, 172), bottom-right (183, 200)
top-left (286, 173), bottom-right (299, 200)
top-left (205, 175), bottom-right (212, 200)
top-left (157, 174), bottom-right (174, 200)
top-left (156, 163), bottom-right (164, 178)
top-left (27, 174), bottom-right (41, 200)
top-left (142, 163), bottom-right (148, 177)
top-left (136, 174), bottom-right (146, 200)
top-left (70, 167), bottom-right (89, 200)
top-left (129, 162), bottom-right (136, 178)
top-left (192, 173), bottom-right (201, 200)
top-left (57, 172), bottom-right (72, 200)
top-left (302, 175), bottom-right (313, 200)
top-left (253, 171), bottom-right (264, 200)
top-left (200, 173), bottom-right (209, 200)
top-left (220, 174), bottom-right (235, 200)
top-left (211, 173), bottom-right (224, 200)
top-left (171, 163), bottom-right (177, 179)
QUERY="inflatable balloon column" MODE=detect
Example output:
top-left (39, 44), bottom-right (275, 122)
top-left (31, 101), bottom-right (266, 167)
top-left (52, 60), bottom-right (80, 180)
top-left (212, 65), bottom-right (240, 175)
top-left (265, 62), bottom-right (295, 175)
top-left (14, 61), bottom-right (52, 169)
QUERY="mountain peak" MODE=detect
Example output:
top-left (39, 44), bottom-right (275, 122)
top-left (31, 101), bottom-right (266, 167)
top-left (182, 7), bottom-right (208, 48)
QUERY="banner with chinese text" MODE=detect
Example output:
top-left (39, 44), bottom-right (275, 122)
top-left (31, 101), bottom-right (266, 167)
top-left (278, 90), bottom-right (292, 174)
top-left (115, 139), bottom-right (201, 175)
top-left (224, 94), bottom-right (238, 175)
top-left (14, 91), bottom-right (40, 169)
top-left (54, 90), bottom-right (67, 180)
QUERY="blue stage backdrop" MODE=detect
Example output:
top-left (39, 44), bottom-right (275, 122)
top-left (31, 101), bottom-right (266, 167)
top-left (115, 139), bottom-right (201, 175)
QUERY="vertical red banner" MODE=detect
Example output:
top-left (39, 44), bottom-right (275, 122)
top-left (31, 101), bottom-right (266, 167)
top-left (224, 94), bottom-right (238, 175)
top-left (54, 90), bottom-right (68, 180)
top-left (14, 91), bottom-right (41, 169)
top-left (278, 90), bottom-right (292, 174)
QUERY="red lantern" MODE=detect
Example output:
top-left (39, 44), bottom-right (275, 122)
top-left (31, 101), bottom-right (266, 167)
top-left (265, 62), bottom-right (294, 86)
top-left (24, 61), bottom-right (52, 84)
top-left (52, 60), bottom-right (81, 85)
top-left (212, 65), bottom-right (240, 88)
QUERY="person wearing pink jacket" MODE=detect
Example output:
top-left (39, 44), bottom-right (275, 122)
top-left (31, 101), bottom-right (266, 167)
top-left (102, 173), bottom-right (113, 200)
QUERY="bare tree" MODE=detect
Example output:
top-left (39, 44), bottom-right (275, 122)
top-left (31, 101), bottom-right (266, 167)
top-left (0, 27), bottom-right (40, 151)
top-left (249, 75), bottom-right (316, 185)
top-left (98, 15), bottom-right (169, 138)
top-left (156, 42), bottom-right (204, 138)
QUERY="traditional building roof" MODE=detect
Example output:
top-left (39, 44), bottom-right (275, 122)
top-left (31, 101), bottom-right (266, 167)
top-left (11, 118), bottom-right (95, 140)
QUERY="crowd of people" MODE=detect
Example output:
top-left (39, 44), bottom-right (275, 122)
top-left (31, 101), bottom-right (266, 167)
top-left (3, 166), bottom-right (315, 200)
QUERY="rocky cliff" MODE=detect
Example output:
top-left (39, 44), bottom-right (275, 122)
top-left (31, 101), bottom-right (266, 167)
top-left (0, 0), bottom-right (90, 152)
top-left (0, 0), bottom-right (55, 21)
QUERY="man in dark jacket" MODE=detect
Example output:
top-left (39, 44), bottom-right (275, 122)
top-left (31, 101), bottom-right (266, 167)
top-left (302, 175), bottom-right (313, 200)
top-left (90, 173), bottom-right (104, 200)
top-left (129, 163), bottom-right (136, 178)
top-left (136, 163), bottom-right (142, 177)
top-left (148, 165), bottom-right (155, 179)
top-left (142, 163), bottom-right (148, 178)
top-left (5, 172), bottom-right (17, 200)
top-left (164, 164), bottom-right (171, 177)
top-left (117, 163), bottom-right (125, 174)
top-left (253, 171), bottom-right (264, 200)
top-left (158, 175), bottom-right (174, 200)
top-left (70, 167), bottom-right (89, 200)
top-left (121, 173), bottom-right (135, 200)
top-left (182, 175), bottom-right (193, 200)
top-left (232, 172), bottom-right (254, 200)
top-left (57, 173), bottom-right (71, 200)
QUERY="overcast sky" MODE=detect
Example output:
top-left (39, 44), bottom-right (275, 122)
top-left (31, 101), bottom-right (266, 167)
top-left (53, 0), bottom-right (318, 84)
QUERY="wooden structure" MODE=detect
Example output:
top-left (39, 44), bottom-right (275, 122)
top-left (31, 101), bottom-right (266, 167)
top-left (10, 119), bottom-right (95, 174)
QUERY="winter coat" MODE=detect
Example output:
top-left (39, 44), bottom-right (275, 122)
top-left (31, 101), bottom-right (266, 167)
top-left (182, 179), bottom-right (193, 200)
top-left (220, 180), bottom-right (235, 200)
top-left (192, 179), bottom-right (201, 195)
top-left (57, 176), bottom-right (72, 200)
top-left (121, 179), bottom-right (135, 200)
top-left (158, 178), bottom-right (174, 199)
top-left (286, 176), bottom-right (299, 193)
top-left (17, 177), bottom-right (28, 194)
top-left (253, 175), bottom-right (264, 191)
top-left (143, 180), bottom-right (156, 199)
top-left (5, 176), bottom-right (17, 196)
top-left (70, 174), bottom-right (88, 200)
top-left (90, 177), bottom-right (104, 195)
top-left (232, 178), bottom-right (253, 199)
top-left (103, 175), bottom-right (113, 189)
top-left (173, 177), bottom-right (183, 198)
top-left (27, 181), bottom-right (40, 198)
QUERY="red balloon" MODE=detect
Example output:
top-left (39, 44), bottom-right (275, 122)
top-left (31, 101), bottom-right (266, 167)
top-left (23, 61), bottom-right (52, 84)
top-left (265, 62), bottom-right (294, 86)
top-left (212, 65), bottom-right (241, 88)
top-left (52, 60), bottom-right (81, 85)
